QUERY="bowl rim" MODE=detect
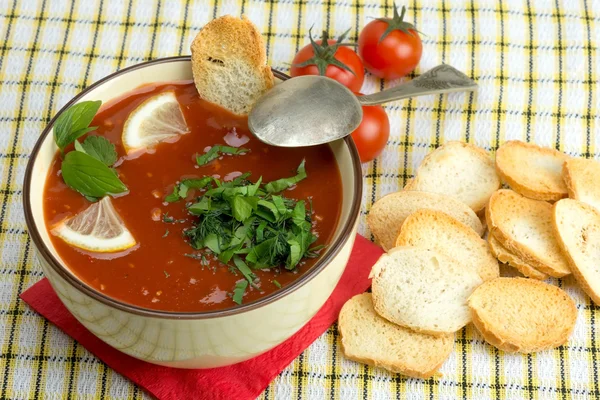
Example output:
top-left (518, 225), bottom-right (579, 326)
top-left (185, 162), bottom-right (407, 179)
top-left (23, 55), bottom-right (363, 320)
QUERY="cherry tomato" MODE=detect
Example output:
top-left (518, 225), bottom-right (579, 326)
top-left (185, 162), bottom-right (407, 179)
top-left (351, 94), bottom-right (390, 163)
top-left (290, 29), bottom-right (365, 92)
top-left (358, 5), bottom-right (422, 80)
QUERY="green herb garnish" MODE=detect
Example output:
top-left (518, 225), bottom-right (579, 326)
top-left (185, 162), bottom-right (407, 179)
top-left (61, 151), bottom-right (127, 198)
top-left (196, 145), bottom-right (249, 166)
top-left (263, 160), bottom-right (307, 193)
top-left (162, 229), bottom-right (169, 238)
top-left (232, 280), bottom-right (248, 305)
top-left (74, 136), bottom-right (117, 166)
top-left (184, 160), bottom-right (320, 275)
top-left (273, 280), bottom-right (282, 288)
top-left (233, 255), bottom-right (256, 284)
top-left (162, 212), bottom-right (175, 223)
top-left (165, 177), bottom-right (215, 203)
top-left (163, 270), bottom-right (170, 278)
top-left (54, 100), bottom-right (102, 152)
top-left (54, 100), bottom-right (126, 201)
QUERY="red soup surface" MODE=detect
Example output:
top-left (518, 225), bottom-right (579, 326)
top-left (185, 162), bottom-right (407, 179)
top-left (43, 81), bottom-right (343, 312)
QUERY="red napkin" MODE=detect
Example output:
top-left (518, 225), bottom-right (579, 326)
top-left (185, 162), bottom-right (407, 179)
top-left (20, 234), bottom-right (382, 400)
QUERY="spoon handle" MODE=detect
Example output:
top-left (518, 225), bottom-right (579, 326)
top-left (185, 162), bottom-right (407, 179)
top-left (358, 64), bottom-right (478, 106)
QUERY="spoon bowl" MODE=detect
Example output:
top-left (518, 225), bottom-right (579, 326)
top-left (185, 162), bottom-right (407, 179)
top-left (248, 75), bottom-right (363, 147)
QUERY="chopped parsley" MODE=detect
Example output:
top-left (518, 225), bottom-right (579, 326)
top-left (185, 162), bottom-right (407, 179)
top-left (184, 160), bottom-right (322, 277)
top-left (196, 145), bottom-right (249, 166)
top-left (173, 159), bottom-right (323, 305)
top-left (264, 160), bottom-right (307, 193)
top-left (162, 229), bottom-right (169, 238)
top-left (163, 270), bottom-right (170, 278)
top-left (162, 212), bottom-right (175, 223)
top-left (165, 177), bottom-right (215, 203)
top-left (232, 280), bottom-right (248, 305)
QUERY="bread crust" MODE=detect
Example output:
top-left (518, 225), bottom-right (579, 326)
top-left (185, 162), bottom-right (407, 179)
top-left (562, 158), bottom-right (600, 211)
top-left (367, 191), bottom-right (484, 251)
top-left (396, 209), bottom-right (499, 281)
top-left (553, 199), bottom-right (600, 305)
top-left (468, 278), bottom-right (577, 353)
top-left (370, 247), bottom-right (482, 336)
top-left (338, 294), bottom-right (453, 379)
top-left (190, 15), bottom-right (274, 115)
top-left (408, 141), bottom-right (500, 212)
top-left (495, 140), bottom-right (570, 201)
top-left (487, 234), bottom-right (547, 280)
top-left (486, 189), bottom-right (571, 277)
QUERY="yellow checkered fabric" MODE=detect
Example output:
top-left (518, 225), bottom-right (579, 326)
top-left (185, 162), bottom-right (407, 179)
top-left (1, 0), bottom-right (599, 398)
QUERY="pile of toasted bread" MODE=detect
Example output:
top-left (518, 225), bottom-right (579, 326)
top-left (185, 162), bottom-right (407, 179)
top-left (340, 140), bottom-right (600, 378)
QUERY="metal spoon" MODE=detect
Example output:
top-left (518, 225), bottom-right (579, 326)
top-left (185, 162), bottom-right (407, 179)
top-left (248, 64), bottom-right (477, 147)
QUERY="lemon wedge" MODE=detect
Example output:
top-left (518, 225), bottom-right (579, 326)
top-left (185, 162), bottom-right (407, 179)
top-left (52, 197), bottom-right (136, 253)
top-left (122, 91), bottom-right (189, 154)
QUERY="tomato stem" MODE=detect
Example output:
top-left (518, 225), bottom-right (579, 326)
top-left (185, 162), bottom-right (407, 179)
top-left (376, 4), bottom-right (425, 42)
top-left (292, 28), bottom-right (357, 77)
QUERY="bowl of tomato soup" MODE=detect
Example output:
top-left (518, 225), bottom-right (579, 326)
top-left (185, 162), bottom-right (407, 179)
top-left (23, 56), bottom-right (362, 368)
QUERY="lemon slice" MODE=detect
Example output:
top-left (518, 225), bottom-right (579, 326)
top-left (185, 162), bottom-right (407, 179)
top-left (122, 91), bottom-right (189, 154)
top-left (52, 197), bottom-right (136, 253)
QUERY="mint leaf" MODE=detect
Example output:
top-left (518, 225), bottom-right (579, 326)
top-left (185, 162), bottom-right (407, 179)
top-left (54, 100), bottom-right (102, 151)
top-left (78, 136), bottom-right (117, 166)
top-left (74, 139), bottom-right (86, 153)
top-left (61, 151), bottom-right (127, 198)
top-left (84, 195), bottom-right (99, 202)
top-left (232, 280), bottom-right (248, 305)
top-left (264, 160), bottom-right (307, 193)
top-left (196, 145), bottom-right (249, 166)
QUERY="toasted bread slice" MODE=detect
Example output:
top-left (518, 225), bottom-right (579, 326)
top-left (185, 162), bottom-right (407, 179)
top-left (495, 141), bottom-right (570, 201)
top-left (486, 189), bottom-right (571, 277)
top-left (487, 234), bottom-right (547, 280)
top-left (563, 157), bottom-right (600, 211)
top-left (338, 293), bottom-right (454, 379)
top-left (190, 15), bottom-right (274, 115)
top-left (468, 278), bottom-right (577, 353)
top-left (553, 199), bottom-right (600, 305)
top-left (406, 141), bottom-right (500, 212)
top-left (370, 247), bottom-right (483, 336)
top-left (367, 191), bottom-right (484, 251)
top-left (396, 209), bottom-right (499, 281)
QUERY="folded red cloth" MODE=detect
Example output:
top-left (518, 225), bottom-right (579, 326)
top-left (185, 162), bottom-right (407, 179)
top-left (20, 234), bottom-right (382, 400)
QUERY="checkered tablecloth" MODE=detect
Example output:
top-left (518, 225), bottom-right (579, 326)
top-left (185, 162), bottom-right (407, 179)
top-left (1, 0), bottom-right (599, 399)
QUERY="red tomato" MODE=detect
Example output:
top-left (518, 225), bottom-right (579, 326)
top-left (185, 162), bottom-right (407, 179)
top-left (290, 30), bottom-right (365, 92)
top-left (358, 5), bottom-right (422, 80)
top-left (351, 95), bottom-right (390, 163)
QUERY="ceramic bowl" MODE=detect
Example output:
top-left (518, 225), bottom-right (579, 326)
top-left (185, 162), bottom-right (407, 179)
top-left (23, 56), bottom-right (362, 368)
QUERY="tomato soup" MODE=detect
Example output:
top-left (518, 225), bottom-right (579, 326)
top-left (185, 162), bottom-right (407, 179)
top-left (43, 82), bottom-right (343, 312)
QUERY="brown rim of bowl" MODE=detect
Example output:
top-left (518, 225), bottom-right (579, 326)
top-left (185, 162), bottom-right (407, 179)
top-left (23, 55), bottom-right (363, 320)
